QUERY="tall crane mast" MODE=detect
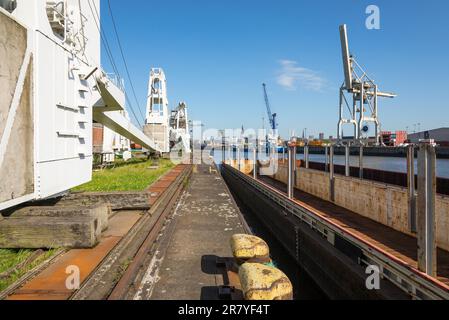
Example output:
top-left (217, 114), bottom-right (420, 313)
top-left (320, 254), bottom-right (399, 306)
top-left (262, 83), bottom-right (277, 131)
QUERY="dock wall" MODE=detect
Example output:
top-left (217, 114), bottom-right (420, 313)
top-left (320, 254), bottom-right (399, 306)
top-left (222, 165), bottom-right (408, 299)
top-left (272, 163), bottom-right (449, 252)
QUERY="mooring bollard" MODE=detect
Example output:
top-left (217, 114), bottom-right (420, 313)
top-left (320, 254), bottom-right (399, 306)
top-left (407, 145), bottom-right (417, 233)
top-left (230, 234), bottom-right (293, 300)
top-left (230, 234), bottom-right (270, 265)
top-left (345, 145), bottom-right (350, 177)
top-left (238, 263), bottom-right (293, 300)
top-left (417, 140), bottom-right (437, 277)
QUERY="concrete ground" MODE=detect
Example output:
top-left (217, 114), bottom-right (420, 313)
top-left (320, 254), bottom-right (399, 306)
top-left (138, 164), bottom-right (247, 300)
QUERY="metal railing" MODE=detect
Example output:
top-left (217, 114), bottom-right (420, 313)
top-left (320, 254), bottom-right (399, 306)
top-left (105, 73), bottom-right (125, 92)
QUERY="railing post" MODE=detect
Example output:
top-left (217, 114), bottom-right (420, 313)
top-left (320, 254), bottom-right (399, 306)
top-left (359, 145), bottom-right (364, 179)
top-left (329, 145), bottom-right (335, 202)
top-left (253, 146), bottom-right (257, 180)
top-left (282, 145), bottom-right (285, 164)
top-left (222, 135), bottom-right (225, 164)
top-left (256, 138), bottom-right (259, 161)
top-left (237, 145), bottom-right (241, 171)
top-left (305, 145), bottom-right (309, 169)
top-left (407, 145), bottom-right (417, 233)
top-left (345, 145), bottom-right (350, 177)
top-left (288, 140), bottom-right (296, 199)
top-left (325, 147), bottom-right (329, 172)
top-left (417, 141), bottom-right (437, 277)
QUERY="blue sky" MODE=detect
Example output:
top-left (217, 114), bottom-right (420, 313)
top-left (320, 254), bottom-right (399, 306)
top-left (100, 0), bottom-right (449, 138)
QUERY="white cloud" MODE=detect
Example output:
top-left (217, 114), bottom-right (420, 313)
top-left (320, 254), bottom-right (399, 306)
top-left (276, 60), bottom-right (326, 92)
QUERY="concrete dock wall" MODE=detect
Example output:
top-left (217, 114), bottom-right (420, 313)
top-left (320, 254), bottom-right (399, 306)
top-left (272, 163), bottom-right (449, 252)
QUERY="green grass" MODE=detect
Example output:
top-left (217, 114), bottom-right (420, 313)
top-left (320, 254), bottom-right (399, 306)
top-left (72, 158), bottom-right (175, 192)
top-left (0, 249), bottom-right (59, 292)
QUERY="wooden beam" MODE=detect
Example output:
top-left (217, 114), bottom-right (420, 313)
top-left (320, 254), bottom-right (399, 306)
top-left (10, 204), bottom-right (110, 232)
top-left (0, 205), bottom-right (109, 249)
top-left (0, 216), bottom-right (101, 249)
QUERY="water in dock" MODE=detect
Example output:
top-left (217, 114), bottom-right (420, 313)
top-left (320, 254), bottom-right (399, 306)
top-left (210, 150), bottom-right (449, 179)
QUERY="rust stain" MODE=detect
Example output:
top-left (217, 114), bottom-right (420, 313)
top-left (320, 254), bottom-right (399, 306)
top-left (7, 237), bottom-right (121, 300)
top-left (6, 212), bottom-right (141, 300)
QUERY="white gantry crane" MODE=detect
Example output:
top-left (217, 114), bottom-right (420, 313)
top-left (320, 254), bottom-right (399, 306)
top-left (144, 68), bottom-right (170, 154)
top-left (144, 68), bottom-right (191, 155)
top-left (0, 0), bottom-right (162, 211)
top-left (337, 24), bottom-right (396, 145)
top-left (169, 102), bottom-right (191, 153)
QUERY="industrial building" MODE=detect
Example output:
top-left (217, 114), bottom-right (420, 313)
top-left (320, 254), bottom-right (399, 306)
top-left (408, 128), bottom-right (449, 146)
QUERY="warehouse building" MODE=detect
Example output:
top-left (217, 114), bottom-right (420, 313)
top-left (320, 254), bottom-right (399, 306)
top-left (408, 127), bottom-right (449, 146)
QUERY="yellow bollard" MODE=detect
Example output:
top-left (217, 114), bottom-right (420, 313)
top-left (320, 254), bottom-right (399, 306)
top-left (230, 234), bottom-right (270, 264)
top-left (238, 263), bottom-right (293, 300)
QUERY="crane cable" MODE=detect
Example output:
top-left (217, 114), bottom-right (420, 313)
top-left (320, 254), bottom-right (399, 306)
top-left (87, 0), bottom-right (143, 128)
top-left (106, 0), bottom-right (146, 124)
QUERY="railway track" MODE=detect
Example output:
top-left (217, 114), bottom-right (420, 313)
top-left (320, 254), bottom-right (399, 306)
top-left (67, 164), bottom-right (192, 300)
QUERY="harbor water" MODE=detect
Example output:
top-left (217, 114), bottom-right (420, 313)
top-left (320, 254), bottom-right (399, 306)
top-left (208, 149), bottom-right (449, 179)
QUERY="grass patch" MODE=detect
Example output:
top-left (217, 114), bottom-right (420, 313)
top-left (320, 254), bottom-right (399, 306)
top-left (72, 158), bottom-right (175, 192)
top-left (0, 248), bottom-right (59, 292)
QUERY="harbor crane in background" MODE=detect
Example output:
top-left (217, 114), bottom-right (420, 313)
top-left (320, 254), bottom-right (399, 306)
top-left (262, 83), bottom-right (279, 152)
top-left (337, 24), bottom-right (396, 146)
top-left (262, 83), bottom-right (278, 131)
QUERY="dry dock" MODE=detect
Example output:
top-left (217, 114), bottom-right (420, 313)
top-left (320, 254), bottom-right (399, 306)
top-left (134, 164), bottom-right (248, 300)
top-left (222, 162), bottom-right (449, 299)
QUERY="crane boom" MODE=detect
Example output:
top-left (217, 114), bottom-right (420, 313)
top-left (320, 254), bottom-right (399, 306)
top-left (262, 83), bottom-right (277, 130)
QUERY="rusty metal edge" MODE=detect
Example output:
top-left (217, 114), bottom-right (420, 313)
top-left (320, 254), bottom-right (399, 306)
top-left (0, 248), bottom-right (67, 300)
